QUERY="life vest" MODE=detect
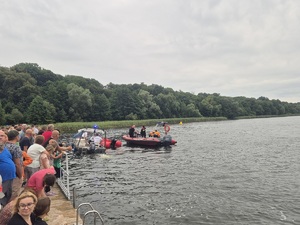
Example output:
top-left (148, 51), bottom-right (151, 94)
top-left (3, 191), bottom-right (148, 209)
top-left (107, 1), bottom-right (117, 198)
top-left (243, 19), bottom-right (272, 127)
top-left (154, 131), bottom-right (161, 137)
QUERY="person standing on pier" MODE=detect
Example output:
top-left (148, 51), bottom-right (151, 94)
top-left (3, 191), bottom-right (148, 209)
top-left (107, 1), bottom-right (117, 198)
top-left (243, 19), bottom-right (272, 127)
top-left (7, 191), bottom-right (37, 225)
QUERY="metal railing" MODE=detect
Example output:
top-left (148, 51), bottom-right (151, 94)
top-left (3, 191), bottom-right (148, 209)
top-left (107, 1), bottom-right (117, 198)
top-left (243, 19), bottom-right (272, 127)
top-left (56, 152), bottom-right (71, 200)
top-left (55, 151), bottom-right (104, 224)
top-left (76, 203), bottom-right (104, 225)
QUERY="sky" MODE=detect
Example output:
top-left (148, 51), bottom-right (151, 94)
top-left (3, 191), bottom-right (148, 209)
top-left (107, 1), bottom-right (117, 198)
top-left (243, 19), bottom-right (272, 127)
top-left (1, 0), bottom-right (300, 103)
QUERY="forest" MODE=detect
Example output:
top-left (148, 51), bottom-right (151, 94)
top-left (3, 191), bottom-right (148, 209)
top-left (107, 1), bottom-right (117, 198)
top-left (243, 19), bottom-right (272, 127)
top-left (0, 63), bottom-right (300, 125)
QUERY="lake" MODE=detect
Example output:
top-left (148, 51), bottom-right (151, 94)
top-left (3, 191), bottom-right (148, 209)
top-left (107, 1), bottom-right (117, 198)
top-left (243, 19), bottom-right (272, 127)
top-left (68, 116), bottom-right (300, 224)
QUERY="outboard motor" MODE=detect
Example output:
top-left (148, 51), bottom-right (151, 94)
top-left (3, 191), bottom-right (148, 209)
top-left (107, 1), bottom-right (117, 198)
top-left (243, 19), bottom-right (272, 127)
top-left (110, 138), bottom-right (117, 150)
top-left (161, 135), bottom-right (172, 146)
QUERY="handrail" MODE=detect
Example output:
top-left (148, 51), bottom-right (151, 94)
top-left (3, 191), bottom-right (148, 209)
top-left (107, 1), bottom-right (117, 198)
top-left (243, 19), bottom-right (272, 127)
top-left (56, 152), bottom-right (71, 200)
top-left (56, 148), bottom-right (105, 225)
top-left (83, 210), bottom-right (104, 225)
top-left (76, 203), bottom-right (104, 225)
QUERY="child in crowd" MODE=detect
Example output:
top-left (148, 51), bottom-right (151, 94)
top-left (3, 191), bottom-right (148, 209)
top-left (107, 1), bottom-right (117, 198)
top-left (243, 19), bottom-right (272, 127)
top-left (40, 145), bottom-right (54, 170)
top-left (33, 196), bottom-right (51, 225)
top-left (22, 151), bottom-right (33, 187)
top-left (51, 147), bottom-right (63, 178)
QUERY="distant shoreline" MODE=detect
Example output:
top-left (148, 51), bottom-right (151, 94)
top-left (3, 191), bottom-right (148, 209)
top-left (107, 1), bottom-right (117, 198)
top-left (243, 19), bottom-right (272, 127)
top-left (55, 114), bottom-right (300, 133)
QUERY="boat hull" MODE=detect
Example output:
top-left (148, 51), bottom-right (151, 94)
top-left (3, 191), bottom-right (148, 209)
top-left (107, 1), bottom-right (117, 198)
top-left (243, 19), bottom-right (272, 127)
top-left (122, 135), bottom-right (177, 147)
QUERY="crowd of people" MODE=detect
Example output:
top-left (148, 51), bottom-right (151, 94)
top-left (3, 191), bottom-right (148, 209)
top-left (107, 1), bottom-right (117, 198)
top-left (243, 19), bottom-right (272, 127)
top-left (0, 123), bottom-right (72, 225)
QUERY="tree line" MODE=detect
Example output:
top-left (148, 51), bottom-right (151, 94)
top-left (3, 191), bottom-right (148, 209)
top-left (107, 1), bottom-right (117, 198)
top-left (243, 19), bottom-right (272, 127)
top-left (0, 63), bottom-right (299, 125)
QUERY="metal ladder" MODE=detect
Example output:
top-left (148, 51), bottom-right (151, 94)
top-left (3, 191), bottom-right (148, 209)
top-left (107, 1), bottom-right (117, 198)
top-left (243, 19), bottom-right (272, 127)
top-left (57, 152), bottom-right (104, 225)
top-left (76, 203), bottom-right (104, 225)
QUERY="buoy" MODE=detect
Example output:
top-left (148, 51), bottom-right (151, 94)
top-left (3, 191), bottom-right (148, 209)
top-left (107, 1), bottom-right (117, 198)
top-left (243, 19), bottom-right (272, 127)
top-left (164, 124), bottom-right (171, 133)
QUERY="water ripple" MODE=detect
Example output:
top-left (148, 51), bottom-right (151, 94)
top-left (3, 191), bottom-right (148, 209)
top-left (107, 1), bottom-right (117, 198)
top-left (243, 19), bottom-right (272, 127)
top-left (69, 117), bottom-right (300, 224)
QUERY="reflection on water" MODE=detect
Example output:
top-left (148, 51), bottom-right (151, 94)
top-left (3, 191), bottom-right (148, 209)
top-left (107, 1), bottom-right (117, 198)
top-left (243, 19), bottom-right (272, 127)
top-left (68, 117), bottom-right (300, 225)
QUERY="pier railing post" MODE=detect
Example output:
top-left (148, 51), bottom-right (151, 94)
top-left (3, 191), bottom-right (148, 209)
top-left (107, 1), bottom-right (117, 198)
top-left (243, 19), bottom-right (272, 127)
top-left (72, 187), bottom-right (77, 208)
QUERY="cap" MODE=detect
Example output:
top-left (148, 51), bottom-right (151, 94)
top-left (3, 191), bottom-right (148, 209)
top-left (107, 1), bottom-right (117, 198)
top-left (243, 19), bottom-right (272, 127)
top-left (0, 175), bottom-right (4, 199)
top-left (7, 130), bottom-right (19, 140)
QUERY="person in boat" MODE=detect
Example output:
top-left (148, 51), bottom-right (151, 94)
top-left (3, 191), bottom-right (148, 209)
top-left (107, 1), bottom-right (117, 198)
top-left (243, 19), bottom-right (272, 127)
top-left (91, 133), bottom-right (102, 146)
top-left (129, 125), bottom-right (137, 138)
top-left (140, 126), bottom-right (146, 138)
top-left (154, 130), bottom-right (161, 138)
top-left (149, 130), bottom-right (161, 138)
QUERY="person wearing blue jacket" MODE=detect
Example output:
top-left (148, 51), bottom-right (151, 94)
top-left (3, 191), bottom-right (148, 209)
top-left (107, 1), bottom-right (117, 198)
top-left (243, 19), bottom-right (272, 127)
top-left (0, 132), bottom-right (16, 207)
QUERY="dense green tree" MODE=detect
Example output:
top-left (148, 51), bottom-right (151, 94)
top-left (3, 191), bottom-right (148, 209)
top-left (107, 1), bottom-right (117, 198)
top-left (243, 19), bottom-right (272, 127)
top-left (184, 103), bottom-right (202, 117)
top-left (0, 101), bottom-right (5, 125)
top-left (0, 67), bottom-right (9, 99)
top-left (234, 97), bottom-right (256, 116)
top-left (147, 102), bottom-right (163, 119)
top-left (65, 75), bottom-right (105, 95)
top-left (0, 63), bottom-right (300, 125)
top-left (3, 102), bottom-right (14, 114)
top-left (271, 99), bottom-right (286, 115)
top-left (2, 71), bottom-right (38, 112)
top-left (216, 97), bottom-right (241, 119)
top-left (138, 90), bottom-right (162, 119)
top-left (90, 94), bottom-right (111, 121)
top-left (67, 83), bottom-right (92, 121)
top-left (199, 95), bottom-right (222, 117)
top-left (42, 80), bottom-right (70, 116)
top-left (147, 84), bottom-right (167, 96)
top-left (110, 86), bottom-right (142, 120)
top-left (6, 108), bottom-right (24, 124)
top-left (11, 63), bottom-right (62, 86)
top-left (4, 114), bottom-right (14, 125)
top-left (27, 96), bottom-right (55, 124)
top-left (154, 93), bottom-right (180, 118)
top-left (56, 109), bottom-right (68, 122)
top-left (125, 112), bottom-right (138, 120)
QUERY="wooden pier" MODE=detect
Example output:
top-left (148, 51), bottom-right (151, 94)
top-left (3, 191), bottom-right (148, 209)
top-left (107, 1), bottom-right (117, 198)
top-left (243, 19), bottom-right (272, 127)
top-left (46, 183), bottom-right (79, 225)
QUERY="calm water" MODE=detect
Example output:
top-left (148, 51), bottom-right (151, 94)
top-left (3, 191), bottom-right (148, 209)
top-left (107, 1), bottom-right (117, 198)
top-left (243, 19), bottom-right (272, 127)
top-left (68, 117), bottom-right (300, 225)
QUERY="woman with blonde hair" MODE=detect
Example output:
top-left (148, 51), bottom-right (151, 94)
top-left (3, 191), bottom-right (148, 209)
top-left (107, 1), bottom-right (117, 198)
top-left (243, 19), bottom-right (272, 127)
top-left (7, 191), bottom-right (37, 225)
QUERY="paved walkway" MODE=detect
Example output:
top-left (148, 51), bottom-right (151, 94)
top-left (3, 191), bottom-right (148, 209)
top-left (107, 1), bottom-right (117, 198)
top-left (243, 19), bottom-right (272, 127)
top-left (46, 183), bottom-right (79, 225)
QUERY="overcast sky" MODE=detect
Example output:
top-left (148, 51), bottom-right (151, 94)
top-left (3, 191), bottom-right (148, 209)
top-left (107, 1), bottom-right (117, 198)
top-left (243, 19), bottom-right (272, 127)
top-left (1, 0), bottom-right (300, 103)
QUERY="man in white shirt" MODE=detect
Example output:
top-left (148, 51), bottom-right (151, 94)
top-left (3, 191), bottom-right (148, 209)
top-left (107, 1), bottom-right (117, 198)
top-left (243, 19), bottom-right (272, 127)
top-left (92, 133), bottom-right (102, 146)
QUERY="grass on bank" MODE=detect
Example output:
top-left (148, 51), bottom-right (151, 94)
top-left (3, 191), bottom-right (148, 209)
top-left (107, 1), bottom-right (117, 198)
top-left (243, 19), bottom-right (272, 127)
top-left (55, 117), bottom-right (227, 133)
top-left (53, 114), bottom-right (300, 133)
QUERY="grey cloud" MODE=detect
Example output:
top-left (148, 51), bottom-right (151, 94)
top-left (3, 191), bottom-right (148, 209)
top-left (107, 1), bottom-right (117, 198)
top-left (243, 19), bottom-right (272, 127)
top-left (0, 0), bottom-right (300, 102)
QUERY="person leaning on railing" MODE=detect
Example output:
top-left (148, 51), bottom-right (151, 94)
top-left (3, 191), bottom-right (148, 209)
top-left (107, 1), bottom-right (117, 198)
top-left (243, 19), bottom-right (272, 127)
top-left (24, 167), bottom-right (56, 198)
